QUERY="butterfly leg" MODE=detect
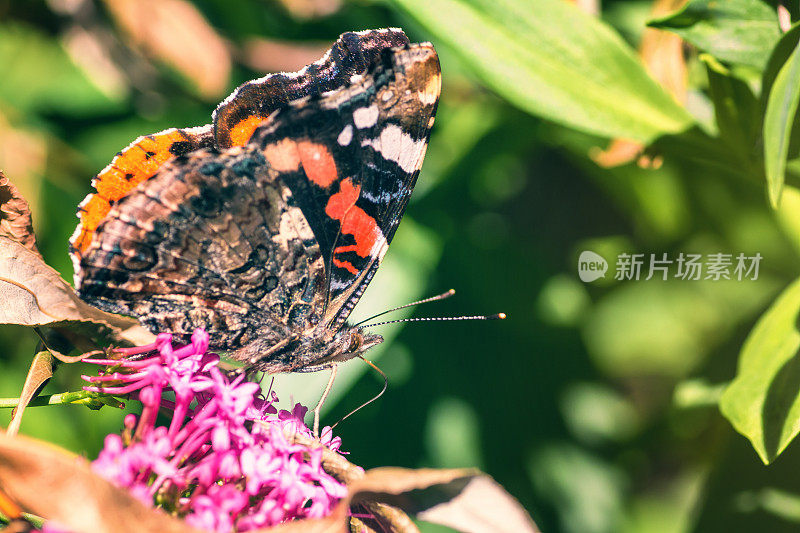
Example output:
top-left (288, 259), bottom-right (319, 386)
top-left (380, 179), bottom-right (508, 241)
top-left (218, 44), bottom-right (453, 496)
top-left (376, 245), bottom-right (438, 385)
top-left (313, 364), bottom-right (338, 438)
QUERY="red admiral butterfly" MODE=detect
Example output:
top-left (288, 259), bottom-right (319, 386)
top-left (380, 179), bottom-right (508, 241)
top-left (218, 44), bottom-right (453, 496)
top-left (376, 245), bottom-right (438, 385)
top-left (70, 29), bottom-right (441, 374)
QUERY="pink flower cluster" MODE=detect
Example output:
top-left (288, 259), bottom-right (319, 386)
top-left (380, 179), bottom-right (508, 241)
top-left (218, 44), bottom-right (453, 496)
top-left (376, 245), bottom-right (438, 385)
top-left (82, 330), bottom-right (347, 532)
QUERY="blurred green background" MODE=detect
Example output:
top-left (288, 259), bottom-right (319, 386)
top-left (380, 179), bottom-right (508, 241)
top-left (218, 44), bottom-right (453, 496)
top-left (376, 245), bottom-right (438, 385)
top-left (4, 0), bottom-right (800, 531)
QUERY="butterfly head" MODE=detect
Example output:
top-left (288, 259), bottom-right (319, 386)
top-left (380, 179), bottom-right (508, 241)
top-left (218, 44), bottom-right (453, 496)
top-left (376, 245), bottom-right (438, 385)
top-left (314, 325), bottom-right (384, 366)
top-left (241, 325), bottom-right (383, 373)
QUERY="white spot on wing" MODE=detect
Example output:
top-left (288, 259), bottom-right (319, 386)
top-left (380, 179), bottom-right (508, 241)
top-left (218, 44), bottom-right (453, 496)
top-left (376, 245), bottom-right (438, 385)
top-left (419, 90), bottom-right (438, 105)
top-left (337, 124), bottom-right (353, 146)
top-left (361, 124), bottom-right (426, 173)
top-left (353, 105), bottom-right (379, 129)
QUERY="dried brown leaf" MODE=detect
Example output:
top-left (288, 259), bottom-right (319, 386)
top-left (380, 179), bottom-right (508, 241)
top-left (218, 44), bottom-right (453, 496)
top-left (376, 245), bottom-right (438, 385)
top-left (103, 0), bottom-right (231, 99)
top-left (591, 0), bottom-right (687, 168)
top-left (415, 475), bottom-right (538, 533)
top-left (7, 351), bottom-right (54, 436)
top-left (0, 237), bottom-right (153, 346)
top-left (0, 114), bottom-right (46, 219)
top-left (274, 0), bottom-right (341, 19)
top-left (349, 467), bottom-right (477, 501)
top-left (349, 468), bottom-right (539, 533)
top-left (0, 172), bottom-right (39, 254)
top-left (242, 38), bottom-right (330, 75)
top-left (640, 0), bottom-right (688, 104)
top-left (0, 433), bottom-right (197, 533)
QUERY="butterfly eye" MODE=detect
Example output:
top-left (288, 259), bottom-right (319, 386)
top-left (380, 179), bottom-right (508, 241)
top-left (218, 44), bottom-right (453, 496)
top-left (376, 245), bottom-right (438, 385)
top-left (347, 332), bottom-right (363, 353)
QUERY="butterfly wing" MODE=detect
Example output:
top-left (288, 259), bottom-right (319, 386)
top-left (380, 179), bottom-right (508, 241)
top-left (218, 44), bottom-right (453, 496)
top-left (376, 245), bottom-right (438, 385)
top-left (71, 30), bottom-right (410, 273)
top-left (72, 36), bottom-right (440, 372)
top-left (70, 126), bottom-right (214, 263)
top-left (250, 42), bottom-right (441, 328)
top-left (213, 29), bottom-right (410, 149)
top-left (75, 146), bottom-right (327, 350)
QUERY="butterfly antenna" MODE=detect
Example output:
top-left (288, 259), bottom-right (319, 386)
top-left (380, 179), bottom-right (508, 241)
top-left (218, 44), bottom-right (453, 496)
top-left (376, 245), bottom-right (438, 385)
top-left (363, 312), bottom-right (506, 328)
top-left (330, 357), bottom-right (388, 431)
top-left (353, 289), bottom-right (456, 327)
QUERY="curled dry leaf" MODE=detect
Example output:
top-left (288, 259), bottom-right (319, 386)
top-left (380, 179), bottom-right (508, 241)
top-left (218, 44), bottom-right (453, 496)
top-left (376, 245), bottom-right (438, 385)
top-left (7, 351), bottom-right (54, 436)
top-left (348, 468), bottom-right (538, 533)
top-left (0, 433), bottom-right (198, 533)
top-left (591, 0), bottom-right (687, 168)
top-left (102, 0), bottom-right (231, 99)
top-left (414, 474), bottom-right (539, 533)
top-left (0, 171), bottom-right (40, 255)
top-left (0, 236), bottom-right (153, 346)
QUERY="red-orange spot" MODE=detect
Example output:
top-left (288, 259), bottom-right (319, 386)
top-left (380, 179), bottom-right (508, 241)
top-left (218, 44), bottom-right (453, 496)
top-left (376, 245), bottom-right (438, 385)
top-left (298, 141), bottom-right (338, 188)
top-left (332, 257), bottom-right (359, 275)
top-left (72, 129), bottom-right (198, 254)
top-left (227, 115), bottom-right (268, 147)
top-left (325, 178), bottom-right (382, 262)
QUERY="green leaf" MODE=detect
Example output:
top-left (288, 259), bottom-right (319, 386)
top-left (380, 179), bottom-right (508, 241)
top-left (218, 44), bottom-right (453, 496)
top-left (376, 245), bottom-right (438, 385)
top-left (763, 37), bottom-right (800, 208)
top-left (389, 0), bottom-right (693, 143)
top-left (774, 185), bottom-right (800, 257)
top-left (648, 0), bottom-right (781, 70)
top-left (761, 23), bottom-right (800, 103)
top-left (762, 24), bottom-right (800, 174)
top-left (701, 54), bottom-right (760, 158)
top-left (720, 277), bottom-right (800, 463)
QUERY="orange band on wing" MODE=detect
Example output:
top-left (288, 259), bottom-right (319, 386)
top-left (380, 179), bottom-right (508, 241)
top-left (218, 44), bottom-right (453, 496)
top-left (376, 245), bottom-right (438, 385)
top-left (72, 129), bottom-right (207, 254)
top-left (326, 178), bottom-right (382, 264)
top-left (331, 256), bottom-right (359, 275)
top-left (297, 141), bottom-right (338, 188)
top-left (226, 115), bottom-right (268, 147)
top-left (262, 140), bottom-right (337, 189)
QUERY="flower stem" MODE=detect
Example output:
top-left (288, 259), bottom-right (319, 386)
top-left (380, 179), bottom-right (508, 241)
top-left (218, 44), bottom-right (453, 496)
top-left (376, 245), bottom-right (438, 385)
top-left (0, 391), bottom-right (124, 409)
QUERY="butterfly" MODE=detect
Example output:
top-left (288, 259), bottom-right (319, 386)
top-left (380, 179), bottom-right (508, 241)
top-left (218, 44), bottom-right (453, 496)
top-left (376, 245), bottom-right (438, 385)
top-left (70, 28), bottom-right (441, 373)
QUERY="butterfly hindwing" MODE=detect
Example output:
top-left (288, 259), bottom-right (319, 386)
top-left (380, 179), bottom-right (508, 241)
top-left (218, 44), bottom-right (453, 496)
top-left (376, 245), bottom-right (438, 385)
top-left (71, 126), bottom-right (214, 261)
top-left (77, 146), bottom-right (327, 349)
